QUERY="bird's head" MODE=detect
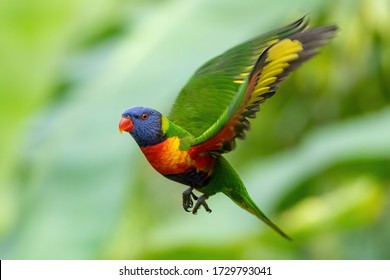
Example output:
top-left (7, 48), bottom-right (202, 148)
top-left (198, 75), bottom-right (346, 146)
top-left (119, 106), bottom-right (166, 147)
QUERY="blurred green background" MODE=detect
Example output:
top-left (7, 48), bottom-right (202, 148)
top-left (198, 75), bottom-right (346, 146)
top-left (1, 0), bottom-right (389, 259)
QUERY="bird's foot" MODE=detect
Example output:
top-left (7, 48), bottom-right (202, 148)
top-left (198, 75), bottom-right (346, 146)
top-left (192, 195), bottom-right (212, 214)
top-left (182, 187), bottom-right (198, 212)
top-left (182, 188), bottom-right (212, 214)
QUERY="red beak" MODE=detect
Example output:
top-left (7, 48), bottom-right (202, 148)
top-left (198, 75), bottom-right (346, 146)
top-left (119, 117), bottom-right (133, 134)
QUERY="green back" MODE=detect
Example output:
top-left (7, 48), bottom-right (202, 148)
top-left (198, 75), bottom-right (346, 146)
top-left (168, 16), bottom-right (308, 137)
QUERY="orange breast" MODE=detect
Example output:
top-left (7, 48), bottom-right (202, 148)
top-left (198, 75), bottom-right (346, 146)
top-left (141, 137), bottom-right (198, 175)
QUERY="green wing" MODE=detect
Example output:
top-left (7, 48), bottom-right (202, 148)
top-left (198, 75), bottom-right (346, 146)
top-left (168, 16), bottom-right (308, 137)
top-left (189, 25), bottom-right (338, 155)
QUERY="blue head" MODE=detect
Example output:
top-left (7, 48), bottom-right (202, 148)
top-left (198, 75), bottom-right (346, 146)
top-left (119, 106), bottom-right (166, 147)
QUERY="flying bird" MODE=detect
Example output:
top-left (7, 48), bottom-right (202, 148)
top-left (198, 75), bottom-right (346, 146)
top-left (119, 16), bottom-right (337, 240)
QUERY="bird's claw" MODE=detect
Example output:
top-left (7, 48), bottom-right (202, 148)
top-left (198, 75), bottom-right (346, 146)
top-left (192, 195), bottom-right (212, 214)
top-left (182, 187), bottom-right (198, 212)
top-left (182, 188), bottom-right (212, 214)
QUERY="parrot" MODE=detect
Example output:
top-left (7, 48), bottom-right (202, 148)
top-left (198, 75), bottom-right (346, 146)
top-left (119, 16), bottom-right (337, 240)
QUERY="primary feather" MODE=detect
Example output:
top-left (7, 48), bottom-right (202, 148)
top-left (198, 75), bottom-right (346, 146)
top-left (190, 24), bottom-right (338, 154)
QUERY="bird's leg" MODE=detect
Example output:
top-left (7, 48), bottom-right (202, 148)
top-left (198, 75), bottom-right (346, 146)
top-left (192, 195), bottom-right (212, 214)
top-left (182, 187), bottom-right (198, 212)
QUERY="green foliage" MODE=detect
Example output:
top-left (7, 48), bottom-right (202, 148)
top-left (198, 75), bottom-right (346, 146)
top-left (0, 0), bottom-right (389, 259)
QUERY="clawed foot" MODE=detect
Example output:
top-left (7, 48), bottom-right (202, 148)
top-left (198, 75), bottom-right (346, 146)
top-left (192, 195), bottom-right (212, 214)
top-left (182, 187), bottom-right (212, 214)
top-left (182, 187), bottom-right (198, 212)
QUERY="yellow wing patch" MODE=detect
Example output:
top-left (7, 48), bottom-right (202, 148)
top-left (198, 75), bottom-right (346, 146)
top-left (248, 39), bottom-right (303, 104)
top-left (233, 39), bottom-right (282, 85)
top-left (266, 39), bottom-right (303, 62)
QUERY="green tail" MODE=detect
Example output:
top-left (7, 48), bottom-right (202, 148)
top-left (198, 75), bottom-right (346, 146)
top-left (223, 185), bottom-right (292, 241)
top-left (207, 156), bottom-right (291, 240)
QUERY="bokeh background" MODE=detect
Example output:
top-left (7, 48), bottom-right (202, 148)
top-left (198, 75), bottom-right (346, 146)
top-left (1, 0), bottom-right (389, 259)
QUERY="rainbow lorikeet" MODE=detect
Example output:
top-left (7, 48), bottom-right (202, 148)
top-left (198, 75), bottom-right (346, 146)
top-left (119, 16), bottom-right (337, 240)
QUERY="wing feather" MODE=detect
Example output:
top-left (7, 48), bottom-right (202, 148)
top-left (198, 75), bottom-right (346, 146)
top-left (168, 16), bottom-right (309, 137)
top-left (190, 24), bottom-right (338, 155)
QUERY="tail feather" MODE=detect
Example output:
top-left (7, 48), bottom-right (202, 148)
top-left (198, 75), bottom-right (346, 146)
top-left (223, 187), bottom-right (292, 241)
top-left (207, 156), bottom-right (291, 240)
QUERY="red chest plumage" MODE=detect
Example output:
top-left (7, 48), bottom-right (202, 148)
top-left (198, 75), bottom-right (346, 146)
top-left (140, 137), bottom-right (214, 175)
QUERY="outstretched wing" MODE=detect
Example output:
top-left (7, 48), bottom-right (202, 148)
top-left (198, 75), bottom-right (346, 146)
top-left (168, 16), bottom-right (308, 137)
top-left (189, 25), bottom-right (338, 155)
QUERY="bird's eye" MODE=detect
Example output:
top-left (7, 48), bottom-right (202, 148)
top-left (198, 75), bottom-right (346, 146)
top-left (141, 113), bottom-right (149, 120)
